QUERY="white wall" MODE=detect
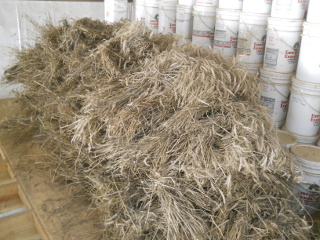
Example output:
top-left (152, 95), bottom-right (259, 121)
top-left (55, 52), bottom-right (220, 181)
top-left (0, 0), bottom-right (104, 99)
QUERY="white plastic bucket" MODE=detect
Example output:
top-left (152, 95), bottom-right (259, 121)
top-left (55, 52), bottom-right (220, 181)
top-left (259, 68), bottom-right (292, 122)
top-left (286, 76), bottom-right (320, 137)
top-left (145, 0), bottom-right (159, 33)
top-left (242, 0), bottom-right (272, 14)
top-left (307, 0), bottom-right (320, 24)
top-left (176, 5), bottom-right (193, 39)
top-left (296, 22), bottom-right (320, 84)
top-left (105, 0), bottom-right (128, 23)
top-left (159, 1), bottom-right (178, 34)
top-left (263, 17), bottom-right (303, 74)
top-left (213, 8), bottom-right (241, 57)
top-left (291, 144), bottom-right (320, 215)
top-left (271, 0), bottom-right (308, 19)
top-left (134, 0), bottom-right (146, 23)
top-left (195, 0), bottom-right (218, 6)
top-left (219, 0), bottom-right (243, 10)
top-left (179, 0), bottom-right (196, 5)
top-left (277, 129), bottom-right (298, 149)
top-left (192, 5), bottom-right (216, 49)
top-left (236, 12), bottom-right (268, 64)
top-left (282, 125), bottom-right (320, 145)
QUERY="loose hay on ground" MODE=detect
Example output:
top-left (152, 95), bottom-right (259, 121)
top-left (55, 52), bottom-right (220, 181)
top-left (2, 18), bottom-right (313, 239)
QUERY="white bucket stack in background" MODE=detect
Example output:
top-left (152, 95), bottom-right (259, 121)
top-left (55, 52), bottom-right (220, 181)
top-left (283, 0), bottom-right (320, 145)
top-left (258, 0), bottom-right (309, 130)
top-left (134, 0), bottom-right (146, 23)
top-left (176, 4), bottom-right (194, 42)
top-left (105, 0), bottom-right (128, 22)
top-left (259, 68), bottom-right (292, 127)
top-left (212, 7), bottom-right (241, 57)
top-left (236, 0), bottom-right (272, 75)
top-left (159, 0), bottom-right (179, 34)
top-left (191, 0), bottom-right (217, 48)
top-left (263, 18), bottom-right (303, 73)
top-left (291, 144), bottom-right (320, 215)
top-left (144, 0), bottom-right (160, 33)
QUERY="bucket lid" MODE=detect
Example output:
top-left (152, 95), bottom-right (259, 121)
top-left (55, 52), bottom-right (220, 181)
top-left (291, 145), bottom-right (320, 163)
top-left (268, 17), bottom-right (303, 31)
top-left (277, 130), bottom-right (297, 148)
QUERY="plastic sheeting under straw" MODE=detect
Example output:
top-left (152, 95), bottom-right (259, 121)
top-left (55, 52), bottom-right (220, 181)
top-left (2, 18), bottom-right (313, 239)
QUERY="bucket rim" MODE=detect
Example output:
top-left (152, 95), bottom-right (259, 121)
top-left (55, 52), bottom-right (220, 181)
top-left (277, 129), bottom-right (298, 146)
top-left (292, 76), bottom-right (320, 91)
top-left (267, 17), bottom-right (303, 30)
top-left (291, 144), bottom-right (320, 164)
top-left (282, 125), bottom-right (320, 139)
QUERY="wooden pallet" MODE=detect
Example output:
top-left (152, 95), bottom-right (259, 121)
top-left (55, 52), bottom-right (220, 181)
top-left (0, 160), bottom-right (43, 240)
top-left (0, 99), bottom-right (103, 240)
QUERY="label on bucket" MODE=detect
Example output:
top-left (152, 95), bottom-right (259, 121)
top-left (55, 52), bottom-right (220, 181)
top-left (192, 30), bottom-right (214, 41)
top-left (170, 23), bottom-right (176, 32)
top-left (264, 0), bottom-right (272, 5)
top-left (264, 48), bottom-right (279, 67)
top-left (261, 96), bottom-right (276, 112)
top-left (311, 114), bottom-right (320, 126)
top-left (150, 18), bottom-right (159, 29)
top-left (296, 183), bottom-right (320, 215)
top-left (237, 37), bottom-right (266, 57)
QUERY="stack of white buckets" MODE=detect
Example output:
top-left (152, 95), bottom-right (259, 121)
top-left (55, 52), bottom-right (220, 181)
top-left (258, 0), bottom-right (306, 131)
top-left (284, 0), bottom-right (320, 146)
top-left (235, 1), bottom-right (271, 75)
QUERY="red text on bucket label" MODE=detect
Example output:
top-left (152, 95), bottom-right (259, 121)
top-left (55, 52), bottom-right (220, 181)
top-left (311, 114), bottom-right (320, 126)
top-left (253, 42), bottom-right (265, 55)
top-left (151, 19), bottom-right (158, 29)
top-left (298, 0), bottom-right (307, 9)
top-left (299, 190), bottom-right (320, 204)
top-left (285, 50), bottom-right (298, 63)
top-left (230, 36), bottom-right (238, 48)
top-left (280, 100), bottom-right (288, 111)
top-left (170, 23), bottom-right (176, 32)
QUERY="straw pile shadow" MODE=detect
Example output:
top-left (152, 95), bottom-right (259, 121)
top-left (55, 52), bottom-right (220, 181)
top-left (3, 18), bottom-right (312, 239)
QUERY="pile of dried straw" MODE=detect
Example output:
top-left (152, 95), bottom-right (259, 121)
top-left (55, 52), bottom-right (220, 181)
top-left (3, 18), bottom-right (312, 239)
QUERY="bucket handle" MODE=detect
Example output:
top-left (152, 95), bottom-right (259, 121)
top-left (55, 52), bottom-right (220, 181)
top-left (297, 88), bottom-right (320, 113)
top-left (195, 13), bottom-right (215, 32)
top-left (271, 27), bottom-right (299, 51)
top-left (242, 20), bottom-right (264, 43)
top-left (144, 5), bottom-right (158, 19)
top-left (264, 78), bottom-right (290, 99)
top-left (216, 15), bottom-right (238, 36)
top-left (160, 7), bottom-right (176, 23)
